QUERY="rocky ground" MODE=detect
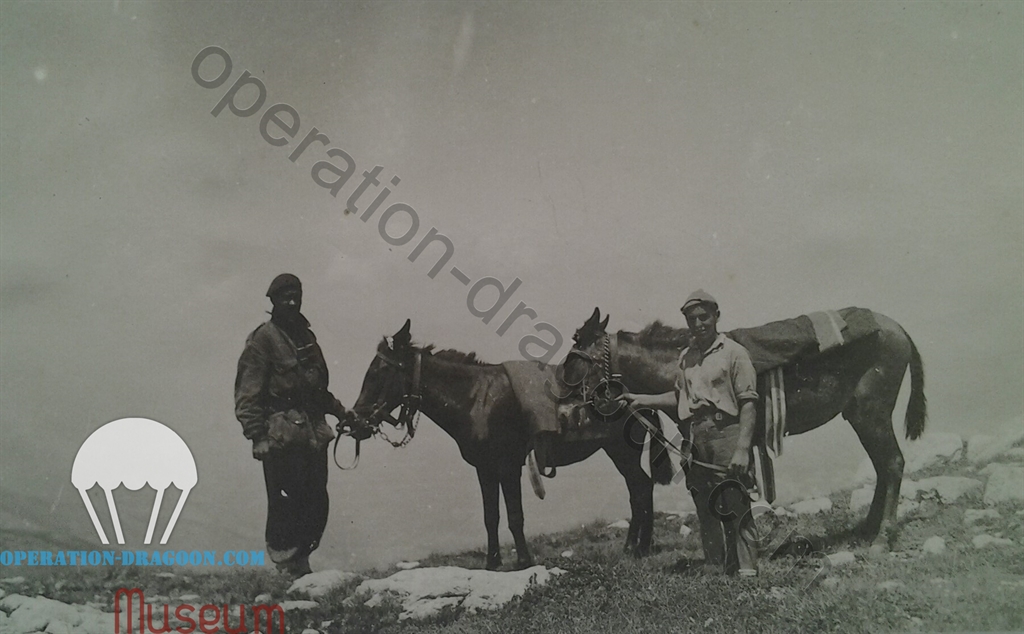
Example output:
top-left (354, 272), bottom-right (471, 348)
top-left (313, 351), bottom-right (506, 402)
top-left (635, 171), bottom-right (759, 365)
top-left (0, 428), bottom-right (1021, 633)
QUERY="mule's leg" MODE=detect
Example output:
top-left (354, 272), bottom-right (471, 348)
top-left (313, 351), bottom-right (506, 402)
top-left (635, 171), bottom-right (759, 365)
top-left (851, 415), bottom-right (904, 549)
top-left (846, 364), bottom-right (907, 550)
top-left (607, 446), bottom-right (654, 556)
top-left (499, 469), bottom-right (533, 569)
top-left (476, 468), bottom-right (502, 570)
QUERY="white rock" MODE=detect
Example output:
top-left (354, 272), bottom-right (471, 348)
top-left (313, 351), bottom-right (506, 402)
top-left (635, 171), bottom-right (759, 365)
top-left (607, 519), bottom-right (630, 529)
top-left (45, 620), bottom-right (74, 634)
top-left (679, 524), bottom-right (693, 537)
top-left (828, 551), bottom-right (857, 566)
top-left (821, 576), bottom-right (841, 589)
top-left (968, 427), bottom-right (1024, 464)
top-left (849, 487), bottom-right (873, 512)
top-left (901, 479), bottom-right (921, 499)
top-left (0, 577), bottom-right (26, 586)
top-left (1004, 448), bottom-right (1024, 461)
top-left (921, 536), bottom-right (946, 554)
top-left (289, 569), bottom-right (360, 599)
top-left (301, 629), bottom-right (320, 634)
top-left (396, 561), bottom-right (420, 570)
top-left (877, 580), bottom-right (905, 591)
top-left (155, 572), bottom-right (176, 579)
top-left (898, 500), bottom-right (921, 520)
top-left (964, 509), bottom-right (1002, 526)
top-left (852, 459), bottom-right (877, 486)
top-left (905, 433), bottom-right (964, 474)
top-left (979, 462), bottom-right (1014, 477)
top-left (973, 534), bottom-right (1014, 549)
top-left (916, 476), bottom-right (984, 504)
top-left (791, 497), bottom-right (833, 515)
top-left (253, 593), bottom-right (273, 604)
top-left (983, 464), bottom-right (1024, 505)
top-left (279, 600), bottom-right (319, 611)
top-left (560, 550), bottom-right (574, 558)
top-left (355, 565), bottom-right (567, 620)
top-left (0, 595), bottom-right (115, 634)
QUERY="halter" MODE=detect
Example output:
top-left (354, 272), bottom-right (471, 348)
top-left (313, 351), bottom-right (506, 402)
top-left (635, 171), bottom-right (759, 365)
top-left (567, 332), bottom-right (696, 468)
top-left (363, 348), bottom-right (422, 448)
top-left (565, 333), bottom-right (629, 423)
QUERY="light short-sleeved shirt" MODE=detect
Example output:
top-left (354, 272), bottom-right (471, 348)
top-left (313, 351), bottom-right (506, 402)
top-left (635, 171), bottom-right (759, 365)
top-left (675, 334), bottom-right (758, 420)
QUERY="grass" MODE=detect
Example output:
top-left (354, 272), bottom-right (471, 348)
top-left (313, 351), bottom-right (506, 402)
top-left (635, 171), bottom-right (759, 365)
top-left (2, 458), bottom-right (1022, 633)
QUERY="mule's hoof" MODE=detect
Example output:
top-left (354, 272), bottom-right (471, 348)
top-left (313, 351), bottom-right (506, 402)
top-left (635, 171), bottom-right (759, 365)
top-left (515, 557), bottom-right (534, 570)
top-left (485, 556), bottom-right (502, 571)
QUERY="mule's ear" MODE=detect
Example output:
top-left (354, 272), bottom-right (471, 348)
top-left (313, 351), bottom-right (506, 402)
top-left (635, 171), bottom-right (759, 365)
top-left (585, 307), bottom-right (600, 326)
top-left (600, 315), bottom-right (610, 330)
top-left (394, 319), bottom-right (412, 346)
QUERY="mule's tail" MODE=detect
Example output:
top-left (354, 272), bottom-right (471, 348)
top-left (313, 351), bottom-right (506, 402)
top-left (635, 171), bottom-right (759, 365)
top-left (904, 331), bottom-right (927, 440)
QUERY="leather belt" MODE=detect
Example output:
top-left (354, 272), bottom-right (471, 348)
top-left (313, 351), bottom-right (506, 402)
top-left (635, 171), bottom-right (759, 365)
top-left (686, 409), bottom-right (737, 425)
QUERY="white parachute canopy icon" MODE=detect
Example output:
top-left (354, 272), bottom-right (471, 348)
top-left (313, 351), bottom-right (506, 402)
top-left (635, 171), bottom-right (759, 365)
top-left (71, 418), bottom-right (197, 545)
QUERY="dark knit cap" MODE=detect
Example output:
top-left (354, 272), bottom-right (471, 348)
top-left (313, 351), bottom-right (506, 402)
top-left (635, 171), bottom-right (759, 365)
top-left (266, 273), bottom-right (302, 297)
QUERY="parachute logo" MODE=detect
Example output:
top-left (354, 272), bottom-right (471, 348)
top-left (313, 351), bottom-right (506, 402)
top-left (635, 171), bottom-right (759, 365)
top-left (71, 418), bottom-right (197, 545)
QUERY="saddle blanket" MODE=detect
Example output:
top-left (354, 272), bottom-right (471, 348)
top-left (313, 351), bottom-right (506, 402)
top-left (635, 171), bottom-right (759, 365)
top-left (501, 361), bottom-right (562, 436)
top-left (502, 360), bottom-right (616, 442)
top-left (728, 307), bottom-right (879, 374)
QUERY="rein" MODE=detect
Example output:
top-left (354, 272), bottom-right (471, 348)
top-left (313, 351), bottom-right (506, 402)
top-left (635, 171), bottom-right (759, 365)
top-left (332, 431), bottom-right (361, 470)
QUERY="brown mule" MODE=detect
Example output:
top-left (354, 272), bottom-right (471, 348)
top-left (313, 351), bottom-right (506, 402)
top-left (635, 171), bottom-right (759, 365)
top-left (562, 308), bottom-right (926, 550)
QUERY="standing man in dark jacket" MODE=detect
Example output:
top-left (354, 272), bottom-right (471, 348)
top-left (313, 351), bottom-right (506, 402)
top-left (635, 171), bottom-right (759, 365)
top-left (234, 273), bottom-right (368, 576)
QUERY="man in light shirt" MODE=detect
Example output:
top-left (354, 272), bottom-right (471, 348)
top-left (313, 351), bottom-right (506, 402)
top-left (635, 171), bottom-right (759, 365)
top-left (622, 290), bottom-right (759, 576)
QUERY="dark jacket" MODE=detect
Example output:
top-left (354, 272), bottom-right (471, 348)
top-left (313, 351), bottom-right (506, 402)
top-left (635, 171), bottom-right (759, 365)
top-left (234, 318), bottom-right (341, 443)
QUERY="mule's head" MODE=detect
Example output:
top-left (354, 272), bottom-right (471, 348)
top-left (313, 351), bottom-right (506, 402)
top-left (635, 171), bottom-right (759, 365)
top-left (555, 308), bottom-right (611, 428)
top-left (352, 319), bottom-right (417, 431)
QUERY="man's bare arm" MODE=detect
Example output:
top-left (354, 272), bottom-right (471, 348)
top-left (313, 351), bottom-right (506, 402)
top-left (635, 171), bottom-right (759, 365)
top-left (620, 391), bottom-right (678, 412)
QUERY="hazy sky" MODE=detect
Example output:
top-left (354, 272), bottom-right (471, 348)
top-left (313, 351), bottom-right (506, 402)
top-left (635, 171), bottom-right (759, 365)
top-left (1, 1), bottom-right (1021, 568)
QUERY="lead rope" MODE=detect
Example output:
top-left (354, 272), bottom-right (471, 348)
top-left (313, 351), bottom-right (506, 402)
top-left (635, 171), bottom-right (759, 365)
top-left (332, 433), bottom-right (360, 470)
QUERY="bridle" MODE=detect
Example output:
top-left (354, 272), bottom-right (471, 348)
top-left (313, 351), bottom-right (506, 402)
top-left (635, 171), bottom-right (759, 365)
top-left (359, 342), bottom-right (423, 448)
top-left (333, 340), bottom-right (423, 470)
top-left (564, 331), bottom-right (693, 466)
top-left (562, 332), bottom-right (629, 423)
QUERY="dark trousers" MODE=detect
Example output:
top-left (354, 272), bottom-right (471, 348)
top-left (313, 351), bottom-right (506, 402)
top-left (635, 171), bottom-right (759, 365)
top-left (686, 418), bottom-right (759, 575)
top-left (262, 446), bottom-right (329, 563)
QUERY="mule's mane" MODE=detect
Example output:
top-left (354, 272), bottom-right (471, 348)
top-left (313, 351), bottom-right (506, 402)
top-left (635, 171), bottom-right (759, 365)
top-left (413, 344), bottom-right (491, 366)
top-left (620, 321), bottom-right (690, 349)
top-left (429, 347), bottom-right (491, 366)
top-left (378, 339), bottom-right (492, 366)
